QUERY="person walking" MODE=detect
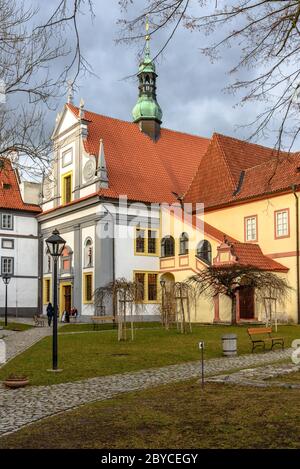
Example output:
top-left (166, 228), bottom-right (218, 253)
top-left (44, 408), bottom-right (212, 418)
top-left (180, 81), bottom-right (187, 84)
top-left (46, 302), bottom-right (54, 327)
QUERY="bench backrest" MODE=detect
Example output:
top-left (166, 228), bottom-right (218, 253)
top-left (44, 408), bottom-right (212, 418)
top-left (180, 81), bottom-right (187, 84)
top-left (247, 327), bottom-right (272, 336)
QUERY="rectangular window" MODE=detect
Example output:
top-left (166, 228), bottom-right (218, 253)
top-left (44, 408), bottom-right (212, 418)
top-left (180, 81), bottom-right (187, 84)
top-left (1, 257), bottom-right (14, 275)
top-left (135, 229), bottom-right (145, 253)
top-left (148, 274), bottom-right (158, 301)
top-left (245, 216), bottom-right (257, 242)
top-left (83, 273), bottom-right (93, 303)
top-left (275, 209), bottom-right (289, 238)
top-left (135, 228), bottom-right (158, 255)
top-left (62, 149), bottom-right (73, 167)
top-left (62, 173), bottom-right (72, 204)
top-left (1, 214), bottom-right (13, 230)
top-left (135, 272), bottom-right (158, 303)
top-left (147, 230), bottom-right (157, 254)
top-left (1, 239), bottom-right (14, 249)
top-left (43, 278), bottom-right (51, 304)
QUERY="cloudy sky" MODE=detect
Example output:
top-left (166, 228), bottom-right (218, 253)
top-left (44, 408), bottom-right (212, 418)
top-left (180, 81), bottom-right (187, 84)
top-left (29, 1), bottom-right (280, 146)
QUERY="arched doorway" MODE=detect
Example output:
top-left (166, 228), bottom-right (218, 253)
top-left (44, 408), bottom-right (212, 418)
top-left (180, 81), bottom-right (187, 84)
top-left (160, 273), bottom-right (176, 324)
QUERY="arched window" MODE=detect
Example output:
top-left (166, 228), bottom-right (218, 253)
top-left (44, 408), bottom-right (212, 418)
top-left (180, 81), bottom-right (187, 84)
top-left (84, 238), bottom-right (93, 267)
top-left (179, 232), bottom-right (189, 255)
top-left (61, 246), bottom-right (73, 273)
top-left (196, 240), bottom-right (212, 265)
top-left (161, 236), bottom-right (175, 258)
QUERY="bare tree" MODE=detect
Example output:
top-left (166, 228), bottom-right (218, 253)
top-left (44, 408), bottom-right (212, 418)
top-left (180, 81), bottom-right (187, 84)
top-left (94, 278), bottom-right (145, 341)
top-left (119, 1), bottom-right (300, 151)
top-left (0, 0), bottom-right (94, 179)
top-left (188, 265), bottom-right (291, 324)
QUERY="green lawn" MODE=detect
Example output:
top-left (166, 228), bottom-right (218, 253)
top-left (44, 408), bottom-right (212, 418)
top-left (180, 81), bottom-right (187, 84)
top-left (0, 321), bottom-right (32, 332)
top-left (0, 325), bottom-right (299, 386)
top-left (59, 321), bottom-right (161, 333)
top-left (1, 379), bottom-right (300, 449)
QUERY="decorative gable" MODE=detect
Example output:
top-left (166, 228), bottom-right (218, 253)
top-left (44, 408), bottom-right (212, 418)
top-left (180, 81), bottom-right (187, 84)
top-left (213, 238), bottom-right (238, 266)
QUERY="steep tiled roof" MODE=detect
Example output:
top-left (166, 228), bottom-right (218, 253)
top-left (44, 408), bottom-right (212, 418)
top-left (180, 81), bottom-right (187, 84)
top-left (67, 104), bottom-right (210, 204)
top-left (189, 214), bottom-right (287, 272)
top-left (184, 132), bottom-right (293, 208)
top-left (231, 242), bottom-right (288, 272)
top-left (0, 159), bottom-right (41, 213)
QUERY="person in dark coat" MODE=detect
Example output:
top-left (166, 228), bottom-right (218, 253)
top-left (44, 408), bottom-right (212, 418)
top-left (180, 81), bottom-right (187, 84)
top-left (46, 302), bottom-right (54, 327)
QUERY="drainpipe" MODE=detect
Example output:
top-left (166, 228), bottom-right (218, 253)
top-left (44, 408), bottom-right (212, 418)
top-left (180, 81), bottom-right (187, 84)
top-left (291, 184), bottom-right (300, 324)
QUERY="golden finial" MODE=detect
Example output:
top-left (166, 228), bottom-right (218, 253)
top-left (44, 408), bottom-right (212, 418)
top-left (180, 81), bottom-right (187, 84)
top-left (145, 15), bottom-right (150, 52)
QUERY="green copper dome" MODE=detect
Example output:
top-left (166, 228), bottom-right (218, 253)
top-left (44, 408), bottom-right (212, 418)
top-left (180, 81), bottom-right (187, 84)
top-left (132, 95), bottom-right (162, 123)
top-left (132, 47), bottom-right (162, 123)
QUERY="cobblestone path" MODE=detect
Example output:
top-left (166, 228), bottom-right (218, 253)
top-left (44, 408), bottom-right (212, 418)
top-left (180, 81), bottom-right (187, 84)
top-left (207, 362), bottom-right (300, 388)
top-left (0, 326), bottom-right (52, 364)
top-left (0, 346), bottom-right (293, 437)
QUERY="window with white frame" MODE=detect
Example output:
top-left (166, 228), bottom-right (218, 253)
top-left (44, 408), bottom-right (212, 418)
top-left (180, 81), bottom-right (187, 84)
top-left (275, 210), bottom-right (289, 238)
top-left (1, 239), bottom-right (14, 249)
top-left (245, 216), bottom-right (257, 241)
top-left (1, 257), bottom-right (14, 275)
top-left (1, 213), bottom-right (13, 230)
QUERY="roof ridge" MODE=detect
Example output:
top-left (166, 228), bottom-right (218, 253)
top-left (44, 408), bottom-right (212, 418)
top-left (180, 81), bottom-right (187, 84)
top-left (214, 133), bottom-right (236, 188)
top-left (213, 132), bottom-right (290, 154)
top-left (67, 103), bottom-right (210, 141)
top-left (242, 151), bottom-right (297, 174)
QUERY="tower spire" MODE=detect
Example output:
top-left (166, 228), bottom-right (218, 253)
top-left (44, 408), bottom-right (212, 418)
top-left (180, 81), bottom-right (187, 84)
top-left (131, 16), bottom-right (163, 141)
top-left (145, 15), bottom-right (150, 57)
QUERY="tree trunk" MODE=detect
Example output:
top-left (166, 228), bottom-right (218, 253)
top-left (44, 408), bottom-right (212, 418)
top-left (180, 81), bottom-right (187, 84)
top-left (231, 294), bottom-right (237, 325)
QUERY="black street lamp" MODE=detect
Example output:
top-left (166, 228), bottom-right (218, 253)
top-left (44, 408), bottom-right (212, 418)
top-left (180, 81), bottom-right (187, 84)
top-left (46, 229), bottom-right (66, 370)
top-left (2, 274), bottom-right (11, 327)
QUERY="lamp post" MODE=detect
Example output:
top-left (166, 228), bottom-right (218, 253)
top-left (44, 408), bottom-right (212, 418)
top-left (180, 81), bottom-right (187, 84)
top-left (2, 274), bottom-right (11, 327)
top-left (46, 229), bottom-right (66, 370)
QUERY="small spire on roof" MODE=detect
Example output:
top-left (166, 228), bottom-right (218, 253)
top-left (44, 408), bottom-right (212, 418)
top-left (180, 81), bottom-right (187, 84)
top-left (79, 98), bottom-right (85, 118)
top-left (97, 138), bottom-right (108, 187)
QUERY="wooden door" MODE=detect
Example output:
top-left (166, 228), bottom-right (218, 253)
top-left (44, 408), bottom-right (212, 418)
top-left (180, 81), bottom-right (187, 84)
top-left (64, 285), bottom-right (72, 313)
top-left (239, 286), bottom-right (255, 319)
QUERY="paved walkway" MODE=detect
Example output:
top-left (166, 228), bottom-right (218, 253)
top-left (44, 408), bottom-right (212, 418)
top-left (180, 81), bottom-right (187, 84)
top-left (207, 362), bottom-right (300, 388)
top-left (0, 346), bottom-right (293, 437)
top-left (0, 326), bottom-right (52, 364)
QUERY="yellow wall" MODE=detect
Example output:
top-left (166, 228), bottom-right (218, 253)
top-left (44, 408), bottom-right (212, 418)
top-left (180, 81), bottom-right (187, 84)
top-left (159, 191), bottom-right (298, 323)
top-left (204, 192), bottom-right (297, 322)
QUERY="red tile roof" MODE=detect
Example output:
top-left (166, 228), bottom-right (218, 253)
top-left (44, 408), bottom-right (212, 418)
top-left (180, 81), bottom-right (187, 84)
top-left (184, 133), bottom-right (293, 208)
top-left (67, 104), bottom-right (210, 204)
top-left (231, 242), bottom-right (288, 272)
top-left (0, 158), bottom-right (41, 213)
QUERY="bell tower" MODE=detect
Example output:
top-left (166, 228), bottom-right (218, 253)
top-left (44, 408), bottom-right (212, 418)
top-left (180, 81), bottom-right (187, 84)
top-left (132, 18), bottom-right (163, 141)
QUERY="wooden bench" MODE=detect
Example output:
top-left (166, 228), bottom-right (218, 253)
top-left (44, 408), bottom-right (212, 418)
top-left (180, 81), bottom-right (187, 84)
top-left (33, 315), bottom-right (45, 327)
top-left (247, 327), bottom-right (284, 353)
top-left (92, 316), bottom-right (116, 330)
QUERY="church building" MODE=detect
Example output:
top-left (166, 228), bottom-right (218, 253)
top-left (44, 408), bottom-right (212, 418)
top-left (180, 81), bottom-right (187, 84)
top-left (37, 32), bottom-right (300, 324)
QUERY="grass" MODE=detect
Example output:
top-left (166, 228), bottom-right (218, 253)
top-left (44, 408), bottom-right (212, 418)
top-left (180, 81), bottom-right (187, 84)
top-left (1, 379), bottom-right (300, 448)
top-left (0, 321), bottom-right (32, 332)
top-left (0, 324), bottom-right (299, 386)
top-left (59, 321), bottom-right (162, 333)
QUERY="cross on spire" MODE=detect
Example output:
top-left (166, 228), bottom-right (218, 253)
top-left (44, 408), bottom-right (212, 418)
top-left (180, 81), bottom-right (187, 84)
top-left (145, 15), bottom-right (150, 56)
top-left (67, 79), bottom-right (74, 104)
